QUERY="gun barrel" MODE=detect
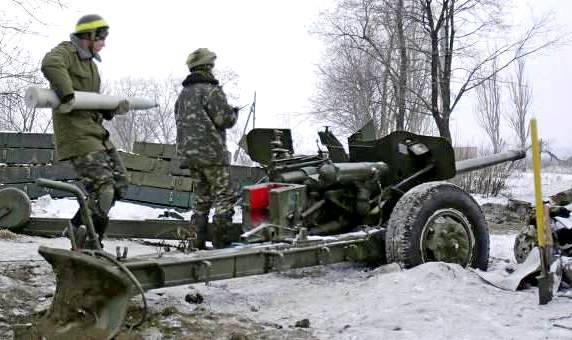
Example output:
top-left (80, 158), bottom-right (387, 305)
top-left (25, 87), bottom-right (158, 111)
top-left (455, 149), bottom-right (526, 174)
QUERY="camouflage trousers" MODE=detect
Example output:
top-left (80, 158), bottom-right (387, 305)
top-left (69, 148), bottom-right (128, 237)
top-left (189, 165), bottom-right (235, 221)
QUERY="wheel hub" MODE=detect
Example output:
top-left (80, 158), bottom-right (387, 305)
top-left (420, 208), bottom-right (475, 266)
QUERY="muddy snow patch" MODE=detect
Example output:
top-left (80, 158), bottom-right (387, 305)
top-left (139, 259), bottom-right (572, 340)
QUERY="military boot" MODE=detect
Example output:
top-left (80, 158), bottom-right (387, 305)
top-left (212, 213), bottom-right (242, 249)
top-left (190, 214), bottom-right (209, 250)
top-left (88, 215), bottom-right (109, 250)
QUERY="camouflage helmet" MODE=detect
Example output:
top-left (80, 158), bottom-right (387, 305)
top-left (186, 48), bottom-right (217, 70)
top-left (74, 14), bottom-right (109, 40)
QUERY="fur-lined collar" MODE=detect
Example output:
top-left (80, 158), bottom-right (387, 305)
top-left (182, 72), bottom-right (219, 87)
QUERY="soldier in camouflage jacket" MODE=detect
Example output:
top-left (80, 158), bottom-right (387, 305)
top-left (175, 48), bottom-right (241, 249)
top-left (41, 15), bottom-right (129, 249)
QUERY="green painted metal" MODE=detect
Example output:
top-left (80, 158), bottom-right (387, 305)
top-left (118, 151), bottom-right (171, 174)
top-left (550, 188), bottom-right (572, 206)
top-left (455, 149), bottom-right (526, 174)
top-left (420, 208), bottom-right (474, 265)
top-left (125, 230), bottom-right (384, 289)
top-left (124, 184), bottom-right (193, 209)
top-left (39, 228), bottom-right (384, 291)
top-left (128, 172), bottom-right (195, 192)
top-left (229, 165), bottom-right (266, 189)
top-left (30, 125), bottom-right (530, 338)
top-left (36, 230), bottom-right (383, 339)
top-left (0, 148), bottom-right (55, 164)
top-left (4, 182), bottom-right (195, 209)
top-left (0, 187), bottom-right (31, 229)
top-left (20, 217), bottom-right (198, 239)
top-left (132, 141), bottom-right (177, 159)
top-left (0, 132), bottom-right (54, 149)
top-left (169, 158), bottom-right (191, 176)
top-left (36, 178), bottom-right (103, 250)
top-left (269, 183), bottom-right (306, 230)
top-left (37, 246), bottom-right (132, 340)
top-left (0, 163), bottom-right (75, 184)
top-left (246, 128), bottom-right (294, 165)
top-left (3, 182), bottom-right (74, 199)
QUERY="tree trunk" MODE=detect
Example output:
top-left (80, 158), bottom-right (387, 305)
top-left (395, 0), bottom-right (407, 130)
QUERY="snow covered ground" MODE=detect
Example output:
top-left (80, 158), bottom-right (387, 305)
top-left (1, 169), bottom-right (572, 339)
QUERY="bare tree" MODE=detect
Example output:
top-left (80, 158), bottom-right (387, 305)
top-left (474, 57), bottom-right (504, 153)
top-left (312, 0), bottom-right (432, 137)
top-left (394, 0), bottom-right (407, 129)
top-left (313, 0), bottom-right (559, 142)
top-left (216, 67), bottom-right (240, 103)
top-left (415, 0), bottom-right (557, 140)
top-left (1, 0), bottom-right (65, 82)
top-left (1, 1), bottom-right (64, 34)
top-left (105, 68), bottom-right (241, 152)
top-left (539, 139), bottom-right (563, 163)
top-left (312, 42), bottom-right (386, 135)
top-left (507, 55), bottom-right (531, 149)
top-left (0, 70), bottom-right (52, 132)
top-left (0, 0), bottom-right (65, 132)
top-left (103, 77), bottom-right (179, 151)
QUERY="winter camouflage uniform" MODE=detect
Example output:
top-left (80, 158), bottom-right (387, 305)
top-left (41, 33), bottom-right (127, 245)
top-left (69, 149), bottom-right (127, 238)
top-left (175, 63), bottom-right (239, 248)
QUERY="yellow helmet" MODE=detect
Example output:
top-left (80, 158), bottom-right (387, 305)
top-left (74, 14), bottom-right (109, 39)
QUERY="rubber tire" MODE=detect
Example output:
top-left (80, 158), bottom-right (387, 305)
top-left (385, 182), bottom-right (489, 270)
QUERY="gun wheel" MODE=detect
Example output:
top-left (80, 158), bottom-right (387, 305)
top-left (513, 225), bottom-right (537, 264)
top-left (385, 182), bottom-right (489, 270)
top-left (0, 187), bottom-right (31, 230)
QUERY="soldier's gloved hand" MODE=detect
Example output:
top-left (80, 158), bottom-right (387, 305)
top-left (233, 106), bottom-right (240, 114)
top-left (57, 94), bottom-right (75, 114)
top-left (113, 99), bottom-right (130, 115)
top-left (102, 100), bottom-right (130, 120)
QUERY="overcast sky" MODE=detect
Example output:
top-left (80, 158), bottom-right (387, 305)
top-left (22, 0), bottom-right (331, 153)
top-left (451, 0), bottom-right (572, 155)
top-left (16, 0), bottom-right (572, 155)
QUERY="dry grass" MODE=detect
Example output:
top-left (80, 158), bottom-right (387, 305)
top-left (450, 162), bottom-right (516, 197)
top-left (0, 229), bottom-right (20, 240)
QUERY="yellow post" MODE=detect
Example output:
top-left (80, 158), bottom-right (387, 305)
top-left (530, 118), bottom-right (545, 247)
top-left (530, 118), bottom-right (554, 304)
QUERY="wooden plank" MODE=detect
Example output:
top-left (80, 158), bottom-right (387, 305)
top-left (0, 132), bottom-right (54, 149)
top-left (0, 148), bottom-right (54, 164)
top-left (0, 163), bottom-right (76, 184)
top-left (132, 141), bottom-right (177, 159)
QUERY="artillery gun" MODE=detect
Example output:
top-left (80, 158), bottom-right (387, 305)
top-left (240, 127), bottom-right (523, 268)
top-left (16, 126), bottom-right (524, 339)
